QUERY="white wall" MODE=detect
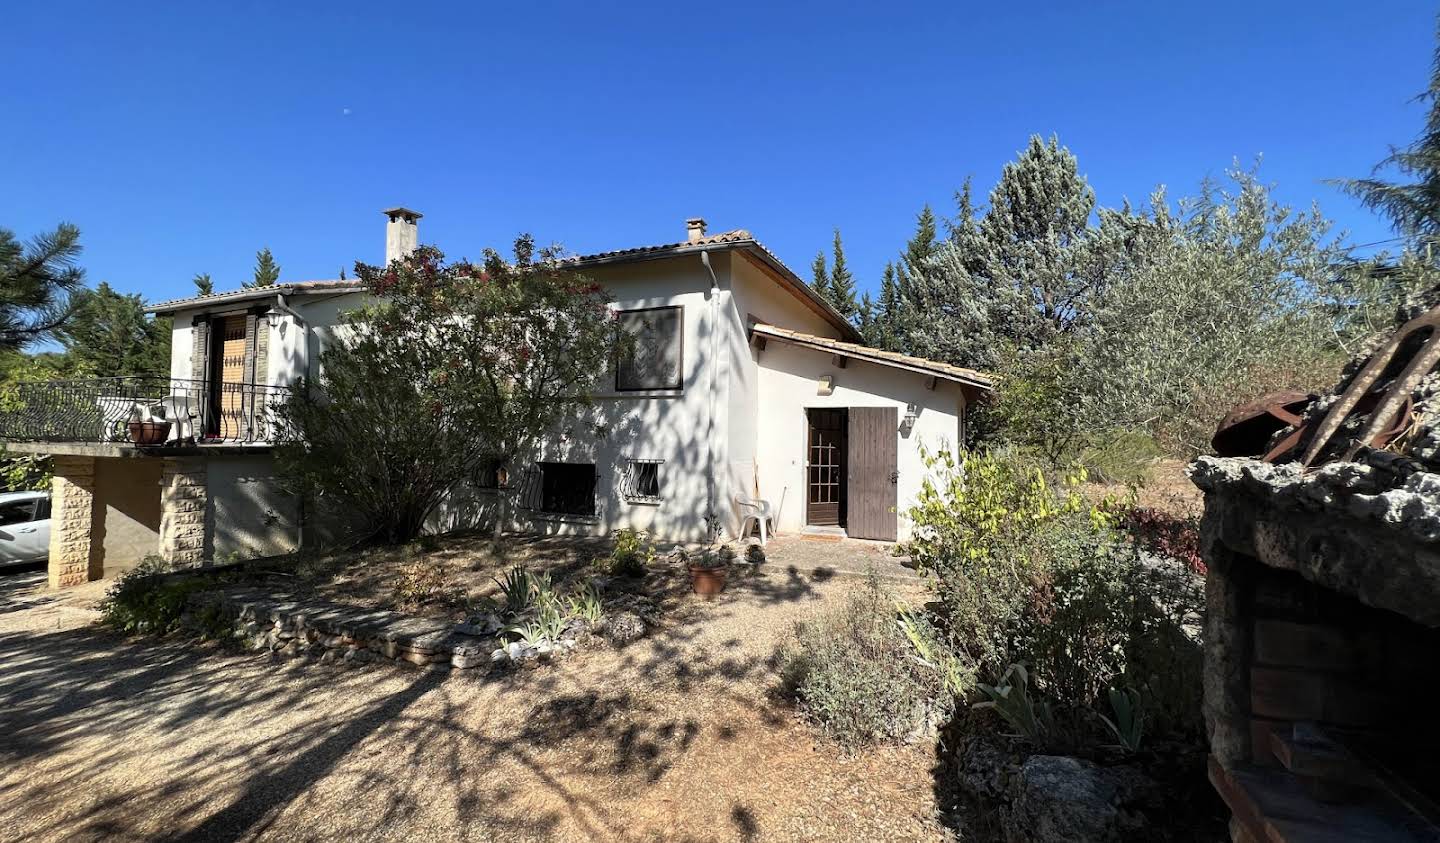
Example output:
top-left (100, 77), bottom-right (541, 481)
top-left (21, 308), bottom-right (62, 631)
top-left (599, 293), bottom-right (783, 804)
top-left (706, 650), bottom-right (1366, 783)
top-left (158, 249), bottom-right (968, 548)
top-left (754, 340), bottom-right (966, 540)
top-left (206, 454), bottom-right (300, 559)
top-left (511, 256), bottom-right (727, 542)
top-left (725, 252), bottom-right (849, 533)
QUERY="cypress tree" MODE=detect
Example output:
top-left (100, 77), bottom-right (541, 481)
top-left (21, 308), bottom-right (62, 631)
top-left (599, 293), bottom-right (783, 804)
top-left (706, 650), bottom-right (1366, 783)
top-left (810, 251), bottom-right (831, 301)
top-left (874, 262), bottom-right (900, 349)
top-left (827, 229), bottom-right (859, 320)
top-left (246, 248), bottom-right (281, 288)
top-left (899, 205), bottom-right (939, 284)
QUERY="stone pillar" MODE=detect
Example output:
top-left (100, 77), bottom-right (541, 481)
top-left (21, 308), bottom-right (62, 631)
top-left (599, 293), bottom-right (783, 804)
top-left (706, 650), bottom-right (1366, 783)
top-left (160, 457), bottom-right (209, 566)
top-left (1201, 504), bottom-right (1255, 769)
top-left (48, 456), bottom-right (98, 589)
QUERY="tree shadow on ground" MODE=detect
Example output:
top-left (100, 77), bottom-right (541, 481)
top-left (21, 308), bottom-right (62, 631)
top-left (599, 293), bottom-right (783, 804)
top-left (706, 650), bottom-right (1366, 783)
top-left (0, 559), bottom-right (873, 842)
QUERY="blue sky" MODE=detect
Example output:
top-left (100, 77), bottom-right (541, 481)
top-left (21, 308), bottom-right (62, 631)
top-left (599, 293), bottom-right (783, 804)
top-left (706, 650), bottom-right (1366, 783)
top-left (2, 2), bottom-right (1434, 305)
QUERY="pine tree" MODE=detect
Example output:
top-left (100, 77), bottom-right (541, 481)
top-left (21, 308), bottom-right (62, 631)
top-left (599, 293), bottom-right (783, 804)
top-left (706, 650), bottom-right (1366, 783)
top-left (58, 282), bottom-right (171, 377)
top-left (827, 229), bottom-right (859, 320)
top-left (246, 248), bottom-right (280, 288)
top-left (192, 272), bottom-right (214, 296)
top-left (0, 223), bottom-right (85, 352)
top-left (810, 251), bottom-right (831, 301)
top-left (1339, 20), bottom-right (1440, 246)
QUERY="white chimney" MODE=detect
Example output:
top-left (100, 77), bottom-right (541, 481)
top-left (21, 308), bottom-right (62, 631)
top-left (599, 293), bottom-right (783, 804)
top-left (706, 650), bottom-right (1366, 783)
top-left (686, 217), bottom-right (707, 243)
top-left (383, 207), bottom-right (423, 264)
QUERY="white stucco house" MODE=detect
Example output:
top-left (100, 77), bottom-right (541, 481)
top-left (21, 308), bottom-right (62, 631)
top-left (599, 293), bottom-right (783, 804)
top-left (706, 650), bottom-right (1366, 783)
top-left (1, 209), bottom-right (991, 589)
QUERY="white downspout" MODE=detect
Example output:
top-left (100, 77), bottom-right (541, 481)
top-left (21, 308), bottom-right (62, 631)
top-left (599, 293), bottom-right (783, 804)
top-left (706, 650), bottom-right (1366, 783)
top-left (701, 250), bottom-right (721, 541)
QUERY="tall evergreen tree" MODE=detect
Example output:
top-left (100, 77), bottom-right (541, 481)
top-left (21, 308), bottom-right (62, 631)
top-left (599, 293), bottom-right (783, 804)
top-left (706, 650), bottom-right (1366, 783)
top-left (246, 247), bottom-right (280, 288)
top-left (894, 135), bottom-right (1111, 370)
top-left (872, 262), bottom-right (901, 349)
top-left (857, 291), bottom-right (877, 343)
top-left (1339, 20), bottom-right (1440, 246)
top-left (0, 223), bottom-right (84, 352)
top-left (899, 205), bottom-right (940, 283)
top-left (810, 250), bottom-right (831, 301)
top-left (192, 272), bottom-right (214, 296)
top-left (827, 229), bottom-right (859, 320)
top-left (58, 282), bottom-right (171, 377)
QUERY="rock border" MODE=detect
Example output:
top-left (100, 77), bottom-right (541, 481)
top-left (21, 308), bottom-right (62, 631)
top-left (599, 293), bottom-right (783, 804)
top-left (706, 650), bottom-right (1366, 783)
top-left (186, 588), bottom-right (496, 671)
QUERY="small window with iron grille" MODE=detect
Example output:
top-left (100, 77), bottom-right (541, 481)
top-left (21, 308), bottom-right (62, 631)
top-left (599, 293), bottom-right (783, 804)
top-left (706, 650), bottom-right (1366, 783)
top-left (621, 458), bottom-right (663, 503)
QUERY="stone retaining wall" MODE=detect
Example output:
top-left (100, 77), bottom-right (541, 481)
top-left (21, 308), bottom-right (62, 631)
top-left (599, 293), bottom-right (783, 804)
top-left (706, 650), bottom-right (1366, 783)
top-left (188, 588), bottom-right (495, 671)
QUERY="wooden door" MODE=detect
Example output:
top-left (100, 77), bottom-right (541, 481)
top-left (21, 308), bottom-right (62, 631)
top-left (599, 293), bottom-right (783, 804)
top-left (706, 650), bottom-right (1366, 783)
top-left (847, 407), bottom-right (898, 541)
top-left (211, 315), bottom-right (247, 439)
top-left (806, 408), bottom-right (847, 526)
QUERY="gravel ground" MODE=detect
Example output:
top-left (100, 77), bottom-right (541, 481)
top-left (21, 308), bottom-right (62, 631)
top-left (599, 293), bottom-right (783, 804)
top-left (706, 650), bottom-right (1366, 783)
top-left (0, 559), bottom-right (945, 843)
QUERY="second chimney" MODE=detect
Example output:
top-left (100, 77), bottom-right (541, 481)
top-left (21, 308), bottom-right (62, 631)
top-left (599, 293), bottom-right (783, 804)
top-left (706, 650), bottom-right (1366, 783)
top-left (686, 217), bottom-right (707, 243)
top-left (384, 207), bottom-right (423, 264)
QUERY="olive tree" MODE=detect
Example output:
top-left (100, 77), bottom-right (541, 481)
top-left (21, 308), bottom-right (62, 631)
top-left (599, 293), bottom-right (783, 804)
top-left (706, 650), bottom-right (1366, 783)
top-left (274, 237), bottom-right (615, 545)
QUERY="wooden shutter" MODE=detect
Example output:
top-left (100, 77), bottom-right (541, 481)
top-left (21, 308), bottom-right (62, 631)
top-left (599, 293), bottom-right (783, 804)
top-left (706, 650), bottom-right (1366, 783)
top-left (847, 407), bottom-right (898, 541)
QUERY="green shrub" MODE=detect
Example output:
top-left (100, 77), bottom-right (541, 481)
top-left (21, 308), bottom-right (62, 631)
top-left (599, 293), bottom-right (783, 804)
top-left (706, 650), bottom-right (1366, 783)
top-left (100, 557), bottom-right (221, 635)
top-left (782, 576), bottom-right (946, 746)
top-left (902, 448), bottom-right (1204, 742)
top-left (1077, 428), bottom-right (1161, 486)
top-left (605, 528), bottom-right (653, 578)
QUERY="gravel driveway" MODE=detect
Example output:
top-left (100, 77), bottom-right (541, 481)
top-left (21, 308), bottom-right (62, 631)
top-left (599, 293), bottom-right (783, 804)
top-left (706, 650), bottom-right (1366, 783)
top-left (0, 561), bottom-right (943, 843)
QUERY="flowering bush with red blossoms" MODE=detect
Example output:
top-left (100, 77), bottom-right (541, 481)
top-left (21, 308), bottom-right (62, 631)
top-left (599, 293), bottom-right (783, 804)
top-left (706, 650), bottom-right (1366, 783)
top-left (273, 237), bottom-right (615, 545)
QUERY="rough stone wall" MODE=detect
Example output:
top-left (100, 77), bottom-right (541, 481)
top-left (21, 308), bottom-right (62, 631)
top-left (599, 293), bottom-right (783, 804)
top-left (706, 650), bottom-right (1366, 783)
top-left (160, 457), bottom-right (209, 565)
top-left (47, 456), bottom-right (98, 589)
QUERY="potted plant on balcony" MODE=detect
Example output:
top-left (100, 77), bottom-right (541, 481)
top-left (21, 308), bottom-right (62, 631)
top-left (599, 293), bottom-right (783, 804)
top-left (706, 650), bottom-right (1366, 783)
top-left (126, 404), bottom-right (172, 446)
top-left (688, 543), bottom-right (734, 599)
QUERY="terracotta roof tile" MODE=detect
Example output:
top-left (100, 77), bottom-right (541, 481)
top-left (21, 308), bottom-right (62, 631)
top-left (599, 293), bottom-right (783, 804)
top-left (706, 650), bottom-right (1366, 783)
top-left (147, 280), bottom-right (364, 313)
top-left (751, 323), bottom-right (994, 389)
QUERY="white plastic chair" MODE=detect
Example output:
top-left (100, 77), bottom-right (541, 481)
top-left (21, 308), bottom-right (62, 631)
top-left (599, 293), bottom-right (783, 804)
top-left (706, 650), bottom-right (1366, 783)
top-left (735, 494), bottom-right (775, 546)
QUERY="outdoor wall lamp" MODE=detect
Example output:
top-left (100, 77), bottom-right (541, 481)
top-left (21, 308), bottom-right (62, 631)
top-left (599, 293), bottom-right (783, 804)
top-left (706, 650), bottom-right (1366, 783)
top-left (817, 374), bottom-right (834, 396)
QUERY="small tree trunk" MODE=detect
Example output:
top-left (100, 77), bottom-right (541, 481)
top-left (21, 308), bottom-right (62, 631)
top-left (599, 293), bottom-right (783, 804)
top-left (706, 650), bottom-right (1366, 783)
top-left (492, 489), bottom-right (507, 553)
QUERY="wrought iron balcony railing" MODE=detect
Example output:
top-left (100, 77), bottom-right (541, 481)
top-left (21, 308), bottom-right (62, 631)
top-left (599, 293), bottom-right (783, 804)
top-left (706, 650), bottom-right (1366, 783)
top-left (0, 376), bottom-right (290, 446)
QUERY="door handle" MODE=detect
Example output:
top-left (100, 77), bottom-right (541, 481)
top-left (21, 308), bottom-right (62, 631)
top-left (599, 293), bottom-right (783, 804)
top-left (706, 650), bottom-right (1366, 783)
top-left (16, 527), bottom-right (35, 533)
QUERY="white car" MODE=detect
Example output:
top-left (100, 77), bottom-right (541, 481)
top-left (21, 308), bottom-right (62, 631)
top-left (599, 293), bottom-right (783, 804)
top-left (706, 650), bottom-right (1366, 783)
top-left (0, 491), bottom-right (51, 568)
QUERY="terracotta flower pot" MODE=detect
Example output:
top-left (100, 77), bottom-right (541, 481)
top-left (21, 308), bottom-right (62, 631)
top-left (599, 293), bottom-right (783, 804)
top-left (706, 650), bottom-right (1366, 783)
top-left (688, 564), bottom-right (728, 599)
top-left (127, 420), bottom-right (172, 446)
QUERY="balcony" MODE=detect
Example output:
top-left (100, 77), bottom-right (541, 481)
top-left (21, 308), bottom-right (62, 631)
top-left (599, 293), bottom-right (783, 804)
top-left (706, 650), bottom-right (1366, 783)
top-left (0, 376), bottom-right (289, 453)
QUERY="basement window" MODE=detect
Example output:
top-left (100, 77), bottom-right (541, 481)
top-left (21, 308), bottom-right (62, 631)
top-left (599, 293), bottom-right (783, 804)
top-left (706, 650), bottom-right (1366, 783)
top-left (536, 462), bottom-right (597, 516)
top-left (621, 459), bottom-right (663, 503)
top-left (616, 306), bottom-right (683, 391)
